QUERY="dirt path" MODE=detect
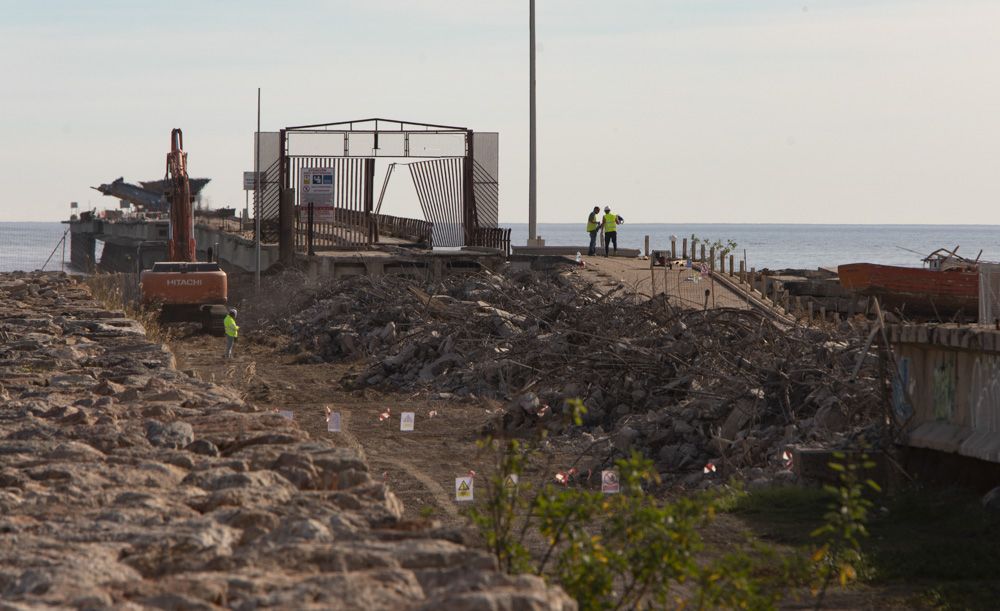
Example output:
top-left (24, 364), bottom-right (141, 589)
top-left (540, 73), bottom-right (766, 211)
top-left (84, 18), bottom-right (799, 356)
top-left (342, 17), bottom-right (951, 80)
top-left (168, 329), bottom-right (502, 529)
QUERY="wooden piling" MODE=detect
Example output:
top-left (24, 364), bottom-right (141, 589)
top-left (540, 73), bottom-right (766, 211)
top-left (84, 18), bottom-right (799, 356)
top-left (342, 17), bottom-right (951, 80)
top-left (644, 235), bottom-right (650, 257)
top-left (709, 247), bottom-right (716, 272)
top-left (682, 238), bottom-right (687, 259)
top-left (700, 244), bottom-right (705, 263)
top-left (819, 306), bottom-right (826, 322)
top-left (671, 239), bottom-right (676, 260)
top-left (729, 254), bottom-right (734, 276)
top-left (739, 260), bottom-right (746, 284)
top-left (807, 301), bottom-right (814, 322)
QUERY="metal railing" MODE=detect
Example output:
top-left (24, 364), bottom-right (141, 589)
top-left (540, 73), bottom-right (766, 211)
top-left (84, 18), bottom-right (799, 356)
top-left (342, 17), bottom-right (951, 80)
top-left (471, 226), bottom-right (511, 255)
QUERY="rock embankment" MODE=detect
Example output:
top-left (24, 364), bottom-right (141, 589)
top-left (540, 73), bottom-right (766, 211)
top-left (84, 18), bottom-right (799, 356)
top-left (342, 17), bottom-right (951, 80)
top-left (0, 273), bottom-right (573, 610)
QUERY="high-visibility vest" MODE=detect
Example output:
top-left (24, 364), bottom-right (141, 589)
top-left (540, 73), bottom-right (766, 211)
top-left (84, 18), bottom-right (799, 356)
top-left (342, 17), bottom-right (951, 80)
top-left (603, 212), bottom-right (617, 233)
top-left (586, 213), bottom-right (599, 232)
top-left (224, 315), bottom-right (239, 338)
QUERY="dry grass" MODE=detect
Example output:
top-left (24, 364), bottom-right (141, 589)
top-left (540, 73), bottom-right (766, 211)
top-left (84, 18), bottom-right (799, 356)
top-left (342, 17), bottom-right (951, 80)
top-left (85, 273), bottom-right (175, 345)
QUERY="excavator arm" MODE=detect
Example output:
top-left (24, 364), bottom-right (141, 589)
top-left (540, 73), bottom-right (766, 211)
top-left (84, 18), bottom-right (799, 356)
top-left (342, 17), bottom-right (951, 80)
top-left (167, 128), bottom-right (196, 262)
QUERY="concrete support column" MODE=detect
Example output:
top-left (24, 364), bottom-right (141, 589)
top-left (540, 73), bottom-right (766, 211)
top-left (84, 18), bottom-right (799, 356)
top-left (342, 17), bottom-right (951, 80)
top-left (279, 188), bottom-right (296, 265)
top-left (70, 231), bottom-right (96, 272)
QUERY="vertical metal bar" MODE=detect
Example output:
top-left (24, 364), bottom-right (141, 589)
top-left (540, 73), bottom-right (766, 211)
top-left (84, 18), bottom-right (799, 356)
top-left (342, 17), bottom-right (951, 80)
top-left (463, 129), bottom-right (475, 246)
top-left (364, 158), bottom-right (375, 244)
top-left (255, 87), bottom-right (261, 291)
top-left (528, 0), bottom-right (537, 243)
top-left (307, 202), bottom-right (314, 256)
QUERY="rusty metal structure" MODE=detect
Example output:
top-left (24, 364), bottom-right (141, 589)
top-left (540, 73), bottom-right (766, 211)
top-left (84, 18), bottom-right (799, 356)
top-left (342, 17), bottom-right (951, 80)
top-left (254, 118), bottom-right (508, 255)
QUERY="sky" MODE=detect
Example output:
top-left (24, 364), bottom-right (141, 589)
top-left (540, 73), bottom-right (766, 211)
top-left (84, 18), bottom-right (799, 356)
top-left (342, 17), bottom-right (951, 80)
top-left (1, 0), bottom-right (998, 225)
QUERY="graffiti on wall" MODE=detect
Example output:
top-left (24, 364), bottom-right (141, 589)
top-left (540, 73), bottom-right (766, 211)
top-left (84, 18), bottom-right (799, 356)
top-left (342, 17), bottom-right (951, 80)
top-left (892, 356), bottom-right (914, 422)
top-left (970, 354), bottom-right (1000, 433)
top-left (932, 355), bottom-right (955, 422)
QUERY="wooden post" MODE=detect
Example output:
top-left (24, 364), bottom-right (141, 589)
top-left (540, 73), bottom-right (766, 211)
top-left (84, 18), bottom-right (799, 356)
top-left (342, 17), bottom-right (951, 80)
top-left (650, 267), bottom-right (656, 296)
top-left (807, 301), bottom-right (814, 322)
top-left (644, 235), bottom-right (650, 257)
top-left (729, 254), bottom-right (734, 276)
top-left (682, 238), bottom-right (687, 259)
top-left (832, 311), bottom-right (840, 324)
top-left (700, 244), bottom-right (705, 263)
top-left (709, 247), bottom-right (716, 272)
top-left (795, 296), bottom-right (802, 314)
top-left (819, 306), bottom-right (826, 322)
top-left (671, 239), bottom-right (677, 260)
top-left (739, 260), bottom-right (746, 284)
top-left (750, 267), bottom-right (756, 293)
top-left (782, 291), bottom-right (789, 313)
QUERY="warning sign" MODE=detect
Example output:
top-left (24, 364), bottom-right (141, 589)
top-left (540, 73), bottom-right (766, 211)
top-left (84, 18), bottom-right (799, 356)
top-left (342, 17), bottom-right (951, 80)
top-left (400, 411), bottom-right (415, 432)
top-left (301, 167), bottom-right (334, 205)
top-left (601, 469), bottom-right (620, 494)
top-left (455, 476), bottom-right (474, 502)
top-left (327, 411), bottom-right (341, 432)
top-left (503, 474), bottom-right (519, 494)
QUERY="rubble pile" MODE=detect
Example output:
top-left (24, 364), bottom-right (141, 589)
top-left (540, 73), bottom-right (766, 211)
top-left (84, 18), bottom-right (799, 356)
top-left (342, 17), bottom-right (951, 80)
top-left (0, 272), bottom-right (573, 608)
top-left (270, 269), bottom-right (886, 486)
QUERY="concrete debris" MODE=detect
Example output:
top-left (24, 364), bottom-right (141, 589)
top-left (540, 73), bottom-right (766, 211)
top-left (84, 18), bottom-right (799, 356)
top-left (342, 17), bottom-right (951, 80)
top-left (265, 269), bottom-right (887, 489)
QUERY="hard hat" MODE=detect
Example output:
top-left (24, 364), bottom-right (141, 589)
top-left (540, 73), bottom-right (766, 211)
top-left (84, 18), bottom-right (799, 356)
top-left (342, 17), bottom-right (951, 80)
top-left (229, 308), bottom-right (237, 317)
top-left (604, 206), bottom-right (611, 212)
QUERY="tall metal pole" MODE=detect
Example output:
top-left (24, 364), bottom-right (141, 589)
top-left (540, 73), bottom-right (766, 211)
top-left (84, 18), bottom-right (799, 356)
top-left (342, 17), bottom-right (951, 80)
top-left (255, 87), bottom-right (261, 291)
top-left (528, 0), bottom-right (538, 243)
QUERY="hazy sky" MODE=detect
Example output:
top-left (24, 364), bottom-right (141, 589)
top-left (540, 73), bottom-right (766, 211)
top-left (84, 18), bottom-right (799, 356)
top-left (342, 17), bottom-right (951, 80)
top-left (1, 0), bottom-right (998, 224)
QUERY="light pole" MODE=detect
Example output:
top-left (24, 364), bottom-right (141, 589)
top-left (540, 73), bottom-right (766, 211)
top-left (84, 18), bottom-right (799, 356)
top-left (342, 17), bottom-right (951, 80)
top-left (527, 0), bottom-right (544, 247)
top-left (255, 87), bottom-right (261, 292)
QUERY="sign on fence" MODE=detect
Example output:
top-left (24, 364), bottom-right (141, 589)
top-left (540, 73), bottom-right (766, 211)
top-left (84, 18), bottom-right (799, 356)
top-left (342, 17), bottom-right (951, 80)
top-left (301, 167), bottom-right (335, 205)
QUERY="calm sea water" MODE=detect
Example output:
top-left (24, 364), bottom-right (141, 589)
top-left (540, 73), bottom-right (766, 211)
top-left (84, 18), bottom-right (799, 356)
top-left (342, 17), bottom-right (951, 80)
top-left (2, 221), bottom-right (998, 273)
top-left (0, 222), bottom-right (76, 273)
top-left (508, 223), bottom-right (1000, 270)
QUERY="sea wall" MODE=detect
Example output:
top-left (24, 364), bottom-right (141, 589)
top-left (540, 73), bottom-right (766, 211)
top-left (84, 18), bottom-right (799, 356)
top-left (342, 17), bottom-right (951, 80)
top-left (890, 323), bottom-right (1000, 463)
top-left (0, 272), bottom-right (572, 609)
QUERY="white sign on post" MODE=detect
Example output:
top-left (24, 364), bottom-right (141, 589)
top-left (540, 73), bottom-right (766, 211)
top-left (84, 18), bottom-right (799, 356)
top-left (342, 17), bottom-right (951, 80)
top-left (243, 171), bottom-right (263, 191)
top-left (601, 470), bottom-right (620, 494)
top-left (327, 411), bottom-right (341, 432)
top-left (455, 477), bottom-right (474, 502)
top-left (400, 412), bottom-right (415, 432)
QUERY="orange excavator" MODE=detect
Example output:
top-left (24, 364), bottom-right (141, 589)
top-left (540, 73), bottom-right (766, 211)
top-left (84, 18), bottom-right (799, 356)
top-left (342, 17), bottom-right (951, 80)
top-left (139, 129), bottom-right (229, 335)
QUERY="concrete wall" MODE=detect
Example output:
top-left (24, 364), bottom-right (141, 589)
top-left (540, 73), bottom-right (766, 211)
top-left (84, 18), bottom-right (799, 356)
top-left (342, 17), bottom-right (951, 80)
top-left (194, 225), bottom-right (279, 273)
top-left (890, 324), bottom-right (1000, 462)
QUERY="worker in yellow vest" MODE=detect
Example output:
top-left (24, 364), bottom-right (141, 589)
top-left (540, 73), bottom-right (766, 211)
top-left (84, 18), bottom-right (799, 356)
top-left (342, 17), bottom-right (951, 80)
top-left (602, 205), bottom-right (624, 257)
top-left (585, 206), bottom-right (601, 256)
top-left (224, 308), bottom-right (239, 358)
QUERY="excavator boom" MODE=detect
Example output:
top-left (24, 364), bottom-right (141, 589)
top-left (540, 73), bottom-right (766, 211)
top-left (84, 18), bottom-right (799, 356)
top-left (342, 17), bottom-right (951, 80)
top-left (167, 128), bottom-right (196, 262)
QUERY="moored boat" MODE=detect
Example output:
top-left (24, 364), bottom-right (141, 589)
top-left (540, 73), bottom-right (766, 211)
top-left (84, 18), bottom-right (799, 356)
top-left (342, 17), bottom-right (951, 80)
top-left (838, 247), bottom-right (980, 318)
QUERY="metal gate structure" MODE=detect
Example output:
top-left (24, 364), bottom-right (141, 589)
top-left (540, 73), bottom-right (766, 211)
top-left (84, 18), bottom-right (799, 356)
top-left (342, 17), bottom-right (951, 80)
top-left (276, 118), bottom-right (505, 253)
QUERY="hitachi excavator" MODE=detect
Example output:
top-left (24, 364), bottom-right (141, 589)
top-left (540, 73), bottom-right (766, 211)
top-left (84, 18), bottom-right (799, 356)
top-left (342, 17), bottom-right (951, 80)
top-left (139, 129), bottom-right (229, 335)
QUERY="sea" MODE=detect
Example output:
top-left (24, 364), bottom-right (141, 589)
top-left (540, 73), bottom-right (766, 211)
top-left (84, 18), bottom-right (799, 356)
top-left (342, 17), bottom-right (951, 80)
top-left (3, 221), bottom-right (1000, 273)
top-left (508, 223), bottom-right (1000, 270)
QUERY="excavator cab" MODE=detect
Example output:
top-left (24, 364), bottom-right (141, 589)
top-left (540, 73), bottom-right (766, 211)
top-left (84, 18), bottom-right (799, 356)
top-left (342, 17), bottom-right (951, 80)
top-left (140, 262), bottom-right (228, 334)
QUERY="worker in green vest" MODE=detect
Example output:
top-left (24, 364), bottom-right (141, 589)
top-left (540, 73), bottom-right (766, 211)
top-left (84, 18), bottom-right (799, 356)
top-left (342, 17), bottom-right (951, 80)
top-left (602, 205), bottom-right (623, 257)
top-left (586, 206), bottom-right (601, 256)
top-left (224, 308), bottom-right (239, 358)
